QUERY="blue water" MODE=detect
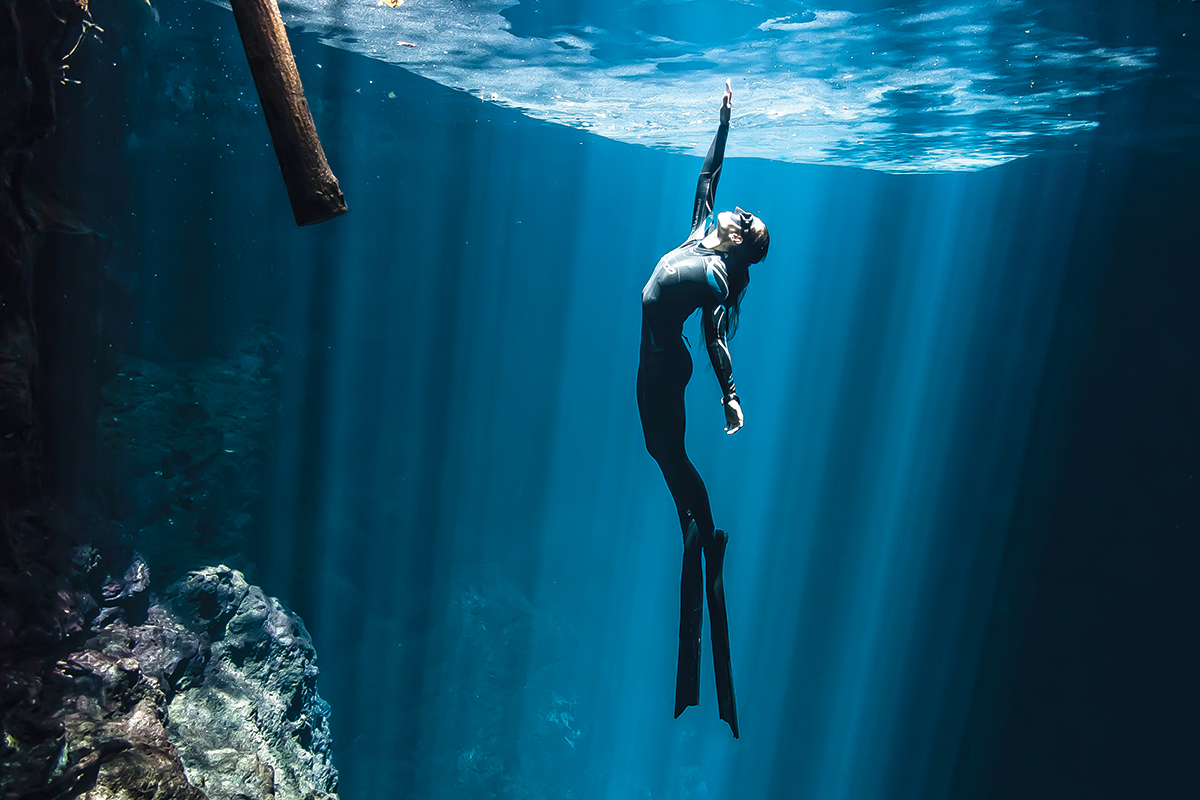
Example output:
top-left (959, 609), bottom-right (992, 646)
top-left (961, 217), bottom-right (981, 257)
top-left (66, 0), bottom-right (1199, 797)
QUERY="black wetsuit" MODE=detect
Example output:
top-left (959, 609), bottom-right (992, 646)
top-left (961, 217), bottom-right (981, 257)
top-left (637, 112), bottom-right (740, 738)
top-left (637, 116), bottom-right (736, 539)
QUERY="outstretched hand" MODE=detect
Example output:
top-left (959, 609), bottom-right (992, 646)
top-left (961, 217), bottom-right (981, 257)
top-left (720, 78), bottom-right (732, 124)
top-left (723, 396), bottom-right (743, 434)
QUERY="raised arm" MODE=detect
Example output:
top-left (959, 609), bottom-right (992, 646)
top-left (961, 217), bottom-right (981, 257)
top-left (691, 80), bottom-right (733, 232)
top-left (704, 304), bottom-right (744, 434)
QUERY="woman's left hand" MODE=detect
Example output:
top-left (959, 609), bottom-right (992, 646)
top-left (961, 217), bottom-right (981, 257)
top-left (723, 396), bottom-right (744, 434)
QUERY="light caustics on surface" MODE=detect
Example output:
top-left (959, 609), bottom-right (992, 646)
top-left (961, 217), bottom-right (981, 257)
top-left (219, 0), bottom-right (1155, 171)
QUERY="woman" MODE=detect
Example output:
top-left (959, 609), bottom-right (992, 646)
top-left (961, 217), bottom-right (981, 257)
top-left (637, 79), bottom-right (769, 740)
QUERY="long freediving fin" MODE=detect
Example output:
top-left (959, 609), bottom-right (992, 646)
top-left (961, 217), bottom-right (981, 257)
top-left (675, 518), bottom-right (704, 718)
top-left (704, 528), bottom-right (739, 738)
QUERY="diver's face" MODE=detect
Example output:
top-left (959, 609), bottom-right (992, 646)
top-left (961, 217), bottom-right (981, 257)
top-left (714, 211), bottom-right (744, 244)
top-left (715, 207), bottom-right (755, 246)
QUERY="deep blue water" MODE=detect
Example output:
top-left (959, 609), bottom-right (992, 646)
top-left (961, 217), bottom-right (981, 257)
top-left (56, 0), bottom-right (1200, 798)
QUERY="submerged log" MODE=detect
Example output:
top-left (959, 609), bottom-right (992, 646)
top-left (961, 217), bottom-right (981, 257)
top-left (229, 0), bottom-right (347, 226)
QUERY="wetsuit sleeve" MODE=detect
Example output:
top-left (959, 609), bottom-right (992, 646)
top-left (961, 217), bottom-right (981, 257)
top-left (691, 110), bottom-right (731, 231)
top-left (704, 304), bottom-right (737, 402)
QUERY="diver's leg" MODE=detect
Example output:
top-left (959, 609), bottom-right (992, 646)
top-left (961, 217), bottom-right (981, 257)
top-left (704, 529), bottom-right (738, 738)
top-left (661, 457), bottom-right (715, 539)
top-left (638, 347), bottom-right (709, 533)
top-left (675, 517), bottom-right (704, 716)
top-left (638, 346), bottom-right (710, 718)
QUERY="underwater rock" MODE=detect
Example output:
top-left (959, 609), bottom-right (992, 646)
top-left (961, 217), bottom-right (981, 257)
top-left (1, 563), bottom-right (338, 800)
top-left (160, 565), bottom-right (338, 800)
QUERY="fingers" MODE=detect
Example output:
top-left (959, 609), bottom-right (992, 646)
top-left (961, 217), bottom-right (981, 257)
top-left (723, 402), bottom-right (743, 434)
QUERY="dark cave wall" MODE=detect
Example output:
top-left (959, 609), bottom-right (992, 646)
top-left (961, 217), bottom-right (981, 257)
top-left (0, 0), bottom-right (69, 505)
top-left (0, 0), bottom-right (99, 644)
top-left (1, 0), bottom-right (180, 792)
top-left (0, 0), bottom-right (110, 791)
top-left (2, 0), bottom-right (172, 636)
top-left (2, 0), bottom-right (162, 512)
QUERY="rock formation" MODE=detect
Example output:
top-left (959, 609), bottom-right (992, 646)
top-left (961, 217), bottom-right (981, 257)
top-left (3, 560), bottom-right (338, 800)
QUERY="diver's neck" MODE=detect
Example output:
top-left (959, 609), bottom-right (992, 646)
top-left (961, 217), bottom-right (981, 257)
top-left (700, 231), bottom-right (732, 252)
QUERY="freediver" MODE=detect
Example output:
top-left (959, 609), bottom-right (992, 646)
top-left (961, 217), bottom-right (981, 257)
top-left (636, 79), bottom-right (769, 740)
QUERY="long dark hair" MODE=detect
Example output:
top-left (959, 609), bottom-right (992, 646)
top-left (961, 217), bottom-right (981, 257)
top-left (724, 260), bottom-right (750, 338)
top-left (725, 222), bottom-right (768, 337)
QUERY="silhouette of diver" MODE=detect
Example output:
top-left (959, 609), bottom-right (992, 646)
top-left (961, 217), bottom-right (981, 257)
top-left (637, 79), bottom-right (769, 739)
